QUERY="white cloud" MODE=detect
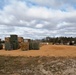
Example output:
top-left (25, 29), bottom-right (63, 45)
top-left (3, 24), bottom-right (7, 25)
top-left (35, 24), bottom-right (43, 28)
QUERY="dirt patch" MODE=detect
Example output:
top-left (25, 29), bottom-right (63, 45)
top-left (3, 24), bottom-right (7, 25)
top-left (0, 56), bottom-right (76, 75)
top-left (0, 45), bottom-right (76, 57)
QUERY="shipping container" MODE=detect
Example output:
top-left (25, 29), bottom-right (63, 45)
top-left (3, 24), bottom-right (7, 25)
top-left (5, 42), bottom-right (12, 50)
top-left (29, 42), bottom-right (40, 50)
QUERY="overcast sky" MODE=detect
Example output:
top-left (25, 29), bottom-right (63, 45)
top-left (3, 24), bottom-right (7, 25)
top-left (0, 0), bottom-right (76, 39)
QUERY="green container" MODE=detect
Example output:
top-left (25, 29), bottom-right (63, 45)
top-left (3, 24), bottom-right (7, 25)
top-left (10, 35), bottom-right (18, 42)
top-left (29, 42), bottom-right (34, 50)
top-left (34, 42), bottom-right (39, 50)
top-left (29, 42), bottom-right (40, 50)
top-left (11, 42), bottom-right (19, 50)
top-left (10, 35), bottom-right (19, 50)
top-left (0, 44), bottom-right (3, 50)
top-left (5, 42), bottom-right (12, 50)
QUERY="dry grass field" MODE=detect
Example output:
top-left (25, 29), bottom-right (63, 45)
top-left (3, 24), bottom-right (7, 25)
top-left (0, 45), bottom-right (76, 57)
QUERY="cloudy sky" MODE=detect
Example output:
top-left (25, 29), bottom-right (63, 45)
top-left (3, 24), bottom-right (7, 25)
top-left (0, 0), bottom-right (76, 39)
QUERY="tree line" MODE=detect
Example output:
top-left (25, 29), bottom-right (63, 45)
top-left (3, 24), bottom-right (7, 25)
top-left (41, 37), bottom-right (76, 45)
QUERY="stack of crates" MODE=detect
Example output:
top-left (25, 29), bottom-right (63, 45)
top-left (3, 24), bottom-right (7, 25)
top-left (18, 37), bottom-right (24, 43)
top-left (5, 35), bottom-right (19, 50)
top-left (24, 39), bottom-right (31, 42)
top-left (10, 35), bottom-right (19, 50)
top-left (4, 35), bottom-right (40, 50)
top-left (20, 42), bottom-right (29, 51)
top-left (20, 39), bottom-right (30, 51)
top-left (5, 42), bottom-right (12, 50)
top-left (29, 41), bottom-right (40, 50)
top-left (5, 37), bottom-right (10, 42)
top-left (18, 37), bottom-right (24, 48)
top-left (5, 37), bottom-right (13, 50)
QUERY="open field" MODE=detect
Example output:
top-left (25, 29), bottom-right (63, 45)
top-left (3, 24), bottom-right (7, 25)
top-left (0, 45), bottom-right (76, 57)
